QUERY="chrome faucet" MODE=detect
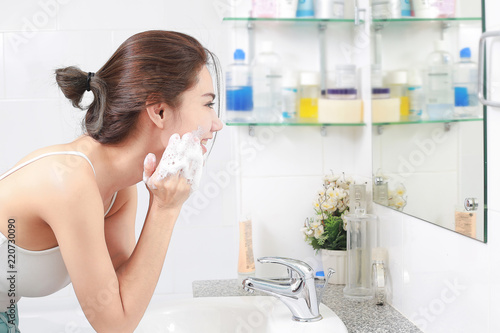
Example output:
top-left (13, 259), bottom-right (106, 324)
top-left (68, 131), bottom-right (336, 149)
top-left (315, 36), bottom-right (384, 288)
top-left (242, 257), bottom-right (322, 322)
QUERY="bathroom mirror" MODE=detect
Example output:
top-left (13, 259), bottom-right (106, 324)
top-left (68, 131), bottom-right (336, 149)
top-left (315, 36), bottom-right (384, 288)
top-left (370, 0), bottom-right (486, 241)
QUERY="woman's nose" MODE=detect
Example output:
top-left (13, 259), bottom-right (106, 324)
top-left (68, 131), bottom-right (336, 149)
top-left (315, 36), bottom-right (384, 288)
top-left (212, 113), bottom-right (223, 132)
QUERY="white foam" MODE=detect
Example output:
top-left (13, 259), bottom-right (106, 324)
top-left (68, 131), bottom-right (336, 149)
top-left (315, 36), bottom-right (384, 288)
top-left (144, 130), bottom-right (204, 192)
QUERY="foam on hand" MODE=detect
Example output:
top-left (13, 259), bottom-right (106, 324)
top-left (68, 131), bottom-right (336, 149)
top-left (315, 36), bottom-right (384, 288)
top-left (144, 129), bottom-right (204, 192)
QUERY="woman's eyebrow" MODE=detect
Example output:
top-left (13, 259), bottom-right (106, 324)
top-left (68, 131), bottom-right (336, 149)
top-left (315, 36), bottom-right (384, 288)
top-left (203, 92), bottom-right (216, 101)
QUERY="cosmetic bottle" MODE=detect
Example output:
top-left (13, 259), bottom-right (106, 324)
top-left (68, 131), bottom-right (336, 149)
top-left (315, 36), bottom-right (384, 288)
top-left (349, 183), bottom-right (367, 215)
top-left (454, 47), bottom-right (479, 117)
top-left (296, 0), bottom-right (315, 17)
top-left (314, 0), bottom-right (345, 19)
top-left (407, 69), bottom-right (423, 121)
top-left (238, 218), bottom-right (256, 283)
top-left (282, 71), bottom-right (298, 120)
top-left (226, 49), bottom-right (254, 122)
top-left (387, 70), bottom-right (409, 120)
top-left (252, 41), bottom-right (283, 122)
top-left (371, 247), bottom-right (387, 306)
top-left (426, 40), bottom-right (454, 120)
top-left (344, 213), bottom-right (377, 300)
top-left (373, 177), bottom-right (389, 206)
top-left (252, 0), bottom-right (277, 18)
top-left (277, 0), bottom-right (299, 17)
top-left (298, 72), bottom-right (320, 119)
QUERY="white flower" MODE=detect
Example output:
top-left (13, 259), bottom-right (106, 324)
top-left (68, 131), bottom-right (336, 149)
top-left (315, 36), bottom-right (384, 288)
top-left (324, 174), bottom-right (339, 184)
top-left (314, 225), bottom-right (324, 238)
top-left (395, 184), bottom-right (406, 196)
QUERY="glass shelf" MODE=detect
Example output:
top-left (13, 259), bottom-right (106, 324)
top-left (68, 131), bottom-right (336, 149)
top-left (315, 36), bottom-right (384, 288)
top-left (223, 17), bottom-right (356, 23)
top-left (372, 117), bottom-right (483, 126)
top-left (372, 17), bottom-right (481, 23)
top-left (226, 120), bottom-right (365, 126)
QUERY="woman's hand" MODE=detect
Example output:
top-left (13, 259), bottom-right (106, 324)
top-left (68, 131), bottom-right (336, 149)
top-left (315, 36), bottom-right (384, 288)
top-left (143, 153), bottom-right (191, 211)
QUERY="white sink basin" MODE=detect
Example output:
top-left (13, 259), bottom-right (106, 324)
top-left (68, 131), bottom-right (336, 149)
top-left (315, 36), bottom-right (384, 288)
top-left (135, 296), bottom-right (348, 333)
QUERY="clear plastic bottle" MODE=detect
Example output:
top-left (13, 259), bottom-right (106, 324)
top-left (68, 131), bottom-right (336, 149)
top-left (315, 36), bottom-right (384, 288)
top-left (252, 41), bottom-right (283, 122)
top-left (454, 47), bottom-right (479, 117)
top-left (281, 71), bottom-right (298, 120)
top-left (226, 49), bottom-right (254, 122)
top-left (298, 72), bottom-right (320, 119)
top-left (388, 70), bottom-right (409, 120)
top-left (407, 69), bottom-right (424, 121)
top-left (426, 40), bottom-right (454, 120)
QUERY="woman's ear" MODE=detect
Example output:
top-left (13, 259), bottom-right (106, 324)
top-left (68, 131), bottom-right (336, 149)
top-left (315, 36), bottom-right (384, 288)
top-left (145, 102), bottom-right (169, 129)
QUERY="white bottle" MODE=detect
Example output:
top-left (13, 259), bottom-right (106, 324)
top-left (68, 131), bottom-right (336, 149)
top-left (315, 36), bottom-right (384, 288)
top-left (454, 47), bottom-right (479, 117)
top-left (252, 41), bottom-right (283, 122)
top-left (426, 40), bottom-right (454, 120)
top-left (226, 49), bottom-right (254, 122)
top-left (407, 69), bottom-right (424, 121)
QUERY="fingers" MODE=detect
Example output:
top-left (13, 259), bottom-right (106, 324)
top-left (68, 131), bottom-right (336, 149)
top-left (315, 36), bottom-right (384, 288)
top-left (143, 153), bottom-right (157, 184)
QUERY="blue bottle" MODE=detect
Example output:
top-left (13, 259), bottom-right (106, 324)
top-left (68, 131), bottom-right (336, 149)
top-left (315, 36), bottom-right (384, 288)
top-left (296, 0), bottom-right (314, 18)
top-left (226, 49), bottom-right (254, 122)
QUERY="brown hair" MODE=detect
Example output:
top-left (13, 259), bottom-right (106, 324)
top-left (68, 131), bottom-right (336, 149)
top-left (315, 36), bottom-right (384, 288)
top-left (55, 30), bottom-right (221, 145)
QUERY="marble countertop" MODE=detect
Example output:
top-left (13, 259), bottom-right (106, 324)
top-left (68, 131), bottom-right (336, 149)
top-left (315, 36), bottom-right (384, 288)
top-left (192, 279), bottom-right (422, 333)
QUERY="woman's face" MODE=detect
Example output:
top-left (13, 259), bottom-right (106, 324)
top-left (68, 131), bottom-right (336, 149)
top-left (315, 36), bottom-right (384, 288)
top-left (163, 65), bottom-right (223, 154)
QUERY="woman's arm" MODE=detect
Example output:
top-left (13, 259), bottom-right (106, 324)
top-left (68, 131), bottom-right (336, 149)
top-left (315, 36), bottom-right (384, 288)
top-left (40, 167), bottom-right (189, 332)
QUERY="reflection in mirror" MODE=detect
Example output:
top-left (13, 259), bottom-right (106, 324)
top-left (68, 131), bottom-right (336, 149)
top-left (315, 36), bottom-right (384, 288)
top-left (370, 0), bottom-right (485, 241)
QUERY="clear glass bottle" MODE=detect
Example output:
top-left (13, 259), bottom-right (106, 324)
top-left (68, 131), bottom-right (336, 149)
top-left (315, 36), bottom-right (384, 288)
top-left (373, 177), bottom-right (389, 206)
top-left (371, 247), bottom-right (387, 306)
top-left (252, 41), bottom-right (283, 122)
top-left (426, 40), bottom-right (454, 120)
top-left (343, 213), bottom-right (377, 300)
top-left (226, 49), bottom-right (254, 122)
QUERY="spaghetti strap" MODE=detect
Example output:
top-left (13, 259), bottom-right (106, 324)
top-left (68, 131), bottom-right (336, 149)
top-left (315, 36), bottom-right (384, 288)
top-left (0, 151), bottom-right (96, 181)
top-left (105, 192), bottom-right (118, 217)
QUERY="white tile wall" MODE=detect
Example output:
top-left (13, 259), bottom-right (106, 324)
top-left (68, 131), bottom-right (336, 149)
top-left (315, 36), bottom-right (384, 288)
top-left (2, 0), bottom-right (500, 332)
top-left (4, 30), bottom-right (113, 99)
top-left (0, 99), bottom-right (65, 172)
top-left (0, 0), bottom-right (57, 32)
top-left (0, 34), bottom-right (4, 99)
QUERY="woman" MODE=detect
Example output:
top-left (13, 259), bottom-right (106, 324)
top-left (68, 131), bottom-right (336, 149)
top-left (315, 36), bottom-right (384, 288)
top-left (0, 30), bottom-right (223, 332)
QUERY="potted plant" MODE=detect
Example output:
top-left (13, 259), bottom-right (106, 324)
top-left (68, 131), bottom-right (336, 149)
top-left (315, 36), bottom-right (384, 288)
top-left (301, 173), bottom-right (352, 284)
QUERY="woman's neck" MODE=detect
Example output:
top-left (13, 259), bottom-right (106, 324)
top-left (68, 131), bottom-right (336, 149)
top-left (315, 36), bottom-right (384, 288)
top-left (71, 135), bottom-right (150, 198)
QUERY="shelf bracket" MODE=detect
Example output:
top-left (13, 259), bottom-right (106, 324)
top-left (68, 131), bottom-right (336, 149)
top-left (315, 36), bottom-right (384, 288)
top-left (318, 22), bottom-right (327, 95)
top-left (377, 125), bottom-right (384, 135)
top-left (247, 22), bottom-right (255, 65)
top-left (440, 21), bottom-right (451, 40)
top-left (320, 126), bottom-right (327, 137)
top-left (248, 125), bottom-right (255, 137)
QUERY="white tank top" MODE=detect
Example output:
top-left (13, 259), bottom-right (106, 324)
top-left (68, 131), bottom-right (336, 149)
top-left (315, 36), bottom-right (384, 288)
top-left (0, 151), bottom-right (117, 311)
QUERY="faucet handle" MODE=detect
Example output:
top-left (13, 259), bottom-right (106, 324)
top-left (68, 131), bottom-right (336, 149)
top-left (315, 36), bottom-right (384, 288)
top-left (257, 257), bottom-right (315, 280)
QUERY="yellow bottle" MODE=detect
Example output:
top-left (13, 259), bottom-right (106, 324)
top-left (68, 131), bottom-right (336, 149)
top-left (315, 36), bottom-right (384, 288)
top-left (299, 72), bottom-right (320, 119)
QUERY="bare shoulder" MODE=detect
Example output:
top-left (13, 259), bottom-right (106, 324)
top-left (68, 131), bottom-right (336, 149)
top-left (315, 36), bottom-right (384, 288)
top-left (27, 153), bottom-right (103, 226)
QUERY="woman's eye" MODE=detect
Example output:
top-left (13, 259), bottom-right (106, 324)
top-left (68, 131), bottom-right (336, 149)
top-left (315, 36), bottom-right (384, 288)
top-left (206, 102), bottom-right (215, 109)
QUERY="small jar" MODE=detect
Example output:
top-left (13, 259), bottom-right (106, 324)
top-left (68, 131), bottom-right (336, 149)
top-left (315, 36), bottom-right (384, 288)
top-left (327, 88), bottom-right (357, 100)
top-left (372, 88), bottom-right (390, 99)
top-left (335, 64), bottom-right (357, 89)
